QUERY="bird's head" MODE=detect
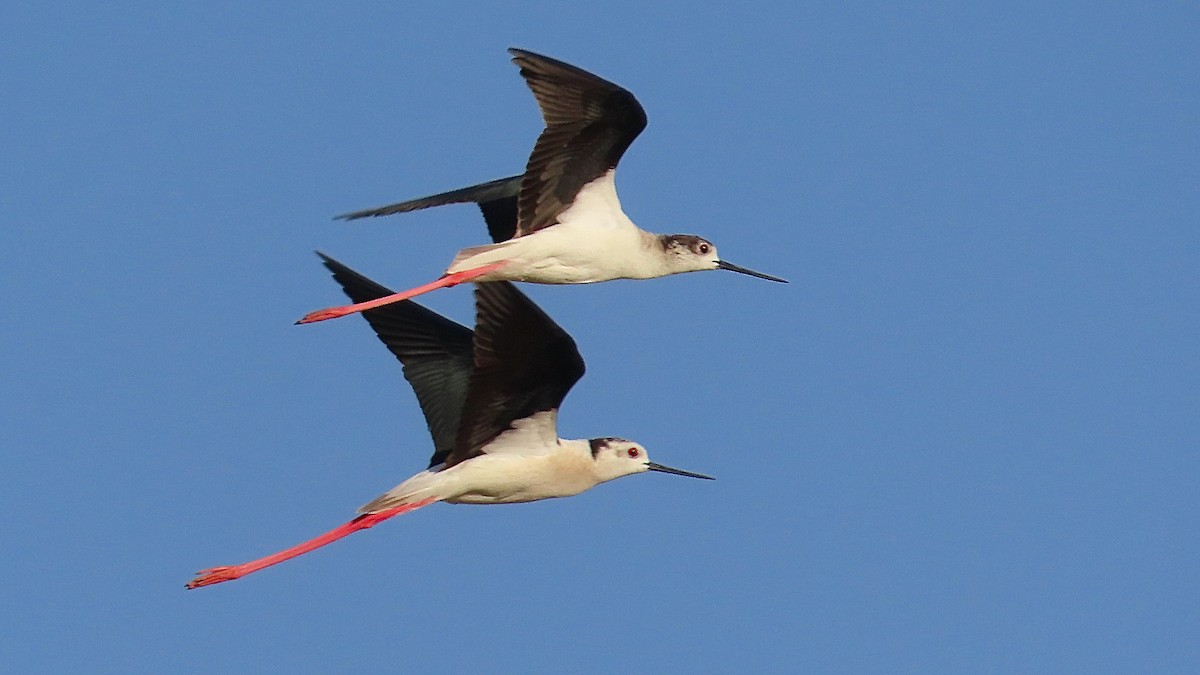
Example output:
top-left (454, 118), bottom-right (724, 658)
top-left (588, 437), bottom-right (715, 483)
top-left (656, 234), bottom-right (788, 282)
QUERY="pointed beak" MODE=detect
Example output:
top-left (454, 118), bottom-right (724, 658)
top-left (715, 260), bottom-right (788, 283)
top-left (646, 462), bottom-right (715, 480)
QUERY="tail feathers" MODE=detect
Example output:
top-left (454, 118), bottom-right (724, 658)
top-left (446, 241), bottom-right (514, 276)
top-left (358, 470), bottom-right (448, 515)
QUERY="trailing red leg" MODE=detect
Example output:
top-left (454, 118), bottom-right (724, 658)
top-left (186, 498), bottom-right (438, 589)
top-left (296, 262), bottom-right (508, 325)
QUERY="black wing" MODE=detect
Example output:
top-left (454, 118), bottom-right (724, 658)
top-left (318, 253), bottom-right (475, 468)
top-left (333, 175), bottom-right (523, 243)
top-left (448, 281), bottom-right (586, 466)
top-left (509, 48), bottom-right (648, 237)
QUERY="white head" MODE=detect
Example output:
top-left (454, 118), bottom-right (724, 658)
top-left (656, 235), bottom-right (789, 282)
top-left (588, 437), bottom-right (715, 484)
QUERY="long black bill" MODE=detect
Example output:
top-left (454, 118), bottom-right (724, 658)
top-left (715, 260), bottom-right (788, 283)
top-left (646, 462), bottom-right (715, 480)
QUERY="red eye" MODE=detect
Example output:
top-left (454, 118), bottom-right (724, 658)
top-left (627, 447), bottom-right (640, 458)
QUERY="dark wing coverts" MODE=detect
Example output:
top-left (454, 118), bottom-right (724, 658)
top-left (321, 255), bottom-right (584, 470)
top-left (450, 282), bottom-right (586, 465)
top-left (509, 48), bottom-right (648, 237)
top-left (332, 50), bottom-right (647, 243)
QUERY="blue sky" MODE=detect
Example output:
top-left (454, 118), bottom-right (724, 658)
top-left (3, 2), bottom-right (1197, 672)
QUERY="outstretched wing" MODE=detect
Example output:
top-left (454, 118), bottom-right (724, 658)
top-left (509, 48), bottom-right (648, 237)
top-left (318, 253), bottom-right (475, 468)
top-left (448, 281), bottom-right (586, 466)
top-left (333, 175), bottom-right (523, 243)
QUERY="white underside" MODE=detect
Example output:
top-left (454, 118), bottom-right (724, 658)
top-left (358, 412), bottom-right (606, 512)
top-left (359, 437), bottom-right (604, 512)
top-left (445, 170), bottom-right (663, 283)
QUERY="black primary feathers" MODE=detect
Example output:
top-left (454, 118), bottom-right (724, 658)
top-left (334, 49), bottom-right (648, 243)
top-left (319, 253), bottom-right (584, 470)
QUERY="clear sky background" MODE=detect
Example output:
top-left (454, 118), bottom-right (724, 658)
top-left (3, 2), bottom-right (1197, 673)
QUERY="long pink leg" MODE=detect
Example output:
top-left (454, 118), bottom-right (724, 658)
top-left (186, 497), bottom-right (438, 589)
top-left (296, 261), bottom-right (509, 325)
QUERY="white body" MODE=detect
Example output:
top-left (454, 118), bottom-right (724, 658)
top-left (445, 171), bottom-right (667, 283)
top-left (359, 411), bottom-right (650, 513)
top-left (377, 440), bottom-right (602, 508)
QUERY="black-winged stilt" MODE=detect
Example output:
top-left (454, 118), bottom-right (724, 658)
top-left (298, 48), bottom-right (785, 325)
top-left (188, 254), bottom-right (711, 588)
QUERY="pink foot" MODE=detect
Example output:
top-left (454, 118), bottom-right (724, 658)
top-left (186, 565), bottom-right (245, 589)
top-left (295, 306), bottom-right (355, 324)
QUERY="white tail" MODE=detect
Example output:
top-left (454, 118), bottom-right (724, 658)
top-left (358, 469), bottom-right (448, 514)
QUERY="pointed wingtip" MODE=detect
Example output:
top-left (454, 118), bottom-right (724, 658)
top-left (508, 47), bottom-right (551, 68)
top-left (332, 210), bottom-right (365, 221)
top-left (316, 252), bottom-right (353, 279)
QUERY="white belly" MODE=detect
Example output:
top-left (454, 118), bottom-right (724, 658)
top-left (443, 453), bottom-right (599, 504)
top-left (446, 220), bottom-right (654, 284)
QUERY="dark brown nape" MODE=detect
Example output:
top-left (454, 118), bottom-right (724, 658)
top-left (589, 437), bottom-right (626, 458)
top-left (658, 234), bottom-right (712, 254)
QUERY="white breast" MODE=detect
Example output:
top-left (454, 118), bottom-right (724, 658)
top-left (444, 443), bottom-right (600, 504)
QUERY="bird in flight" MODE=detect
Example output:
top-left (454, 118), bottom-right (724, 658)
top-left (298, 48), bottom-right (785, 325)
top-left (188, 254), bottom-right (712, 588)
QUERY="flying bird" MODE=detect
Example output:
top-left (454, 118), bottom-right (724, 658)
top-left (188, 254), bottom-right (713, 588)
top-left (298, 48), bottom-right (785, 325)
